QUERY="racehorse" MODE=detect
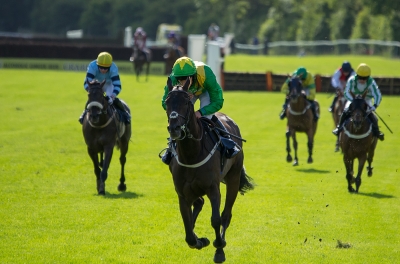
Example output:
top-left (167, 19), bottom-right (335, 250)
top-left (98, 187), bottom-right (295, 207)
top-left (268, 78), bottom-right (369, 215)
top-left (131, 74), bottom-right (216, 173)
top-left (332, 90), bottom-right (346, 152)
top-left (285, 77), bottom-right (319, 166)
top-left (82, 79), bottom-right (132, 195)
top-left (339, 90), bottom-right (377, 193)
top-left (164, 45), bottom-right (185, 74)
top-left (164, 78), bottom-right (254, 263)
top-left (130, 47), bottom-right (151, 81)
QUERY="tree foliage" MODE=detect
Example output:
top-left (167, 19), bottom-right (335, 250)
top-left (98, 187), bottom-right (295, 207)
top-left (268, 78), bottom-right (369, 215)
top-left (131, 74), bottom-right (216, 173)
top-left (2, 0), bottom-right (399, 43)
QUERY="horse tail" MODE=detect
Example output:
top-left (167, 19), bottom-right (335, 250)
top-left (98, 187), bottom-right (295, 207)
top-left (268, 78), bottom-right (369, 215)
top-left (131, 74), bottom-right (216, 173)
top-left (239, 166), bottom-right (255, 194)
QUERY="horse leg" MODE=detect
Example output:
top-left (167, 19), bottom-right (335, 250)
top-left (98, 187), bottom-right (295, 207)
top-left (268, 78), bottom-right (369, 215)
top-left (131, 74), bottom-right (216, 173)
top-left (285, 130), bottom-right (292, 162)
top-left (207, 184), bottom-right (226, 251)
top-left (98, 146), bottom-right (114, 195)
top-left (335, 137), bottom-right (340, 152)
top-left (214, 168), bottom-right (241, 263)
top-left (117, 147), bottom-right (127, 192)
top-left (366, 140), bottom-right (377, 177)
top-left (344, 156), bottom-right (355, 193)
top-left (292, 131), bottom-right (299, 166)
top-left (355, 155), bottom-right (367, 193)
top-left (178, 196), bottom-right (210, 250)
top-left (100, 152), bottom-right (104, 168)
top-left (192, 197), bottom-right (204, 229)
top-left (307, 131), bottom-right (314, 164)
top-left (88, 147), bottom-right (101, 193)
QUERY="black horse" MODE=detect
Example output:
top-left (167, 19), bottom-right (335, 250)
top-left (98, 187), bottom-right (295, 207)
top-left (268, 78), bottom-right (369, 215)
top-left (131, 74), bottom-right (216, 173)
top-left (339, 91), bottom-right (378, 193)
top-left (82, 79), bottom-right (132, 195)
top-left (130, 47), bottom-right (151, 81)
top-left (164, 78), bottom-right (254, 263)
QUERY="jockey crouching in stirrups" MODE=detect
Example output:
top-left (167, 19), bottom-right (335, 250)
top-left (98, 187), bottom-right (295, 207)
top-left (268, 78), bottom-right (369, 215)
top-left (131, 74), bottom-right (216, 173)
top-left (332, 63), bottom-right (384, 141)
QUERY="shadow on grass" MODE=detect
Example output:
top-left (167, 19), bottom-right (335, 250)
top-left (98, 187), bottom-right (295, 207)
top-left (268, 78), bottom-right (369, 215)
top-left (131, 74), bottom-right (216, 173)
top-left (356, 192), bottom-right (396, 199)
top-left (295, 168), bottom-right (331, 174)
top-left (100, 191), bottom-right (143, 199)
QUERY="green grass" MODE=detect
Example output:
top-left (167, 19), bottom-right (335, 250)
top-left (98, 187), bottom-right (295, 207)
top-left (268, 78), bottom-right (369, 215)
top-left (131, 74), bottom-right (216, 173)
top-left (224, 54), bottom-right (400, 77)
top-left (0, 68), bottom-right (399, 263)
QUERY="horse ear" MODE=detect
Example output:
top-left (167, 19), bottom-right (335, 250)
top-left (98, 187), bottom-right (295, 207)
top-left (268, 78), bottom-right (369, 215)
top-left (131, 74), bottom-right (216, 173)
top-left (182, 77), bottom-right (190, 91)
top-left (167, 77), bottom-right (173, 92)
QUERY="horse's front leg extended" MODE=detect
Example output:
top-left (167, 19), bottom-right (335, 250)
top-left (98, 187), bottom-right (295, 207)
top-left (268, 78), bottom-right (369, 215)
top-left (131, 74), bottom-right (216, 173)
top-left (355, 155), bottom-right (367, 193)
top-left (179, 196), bottom-right (209, 250)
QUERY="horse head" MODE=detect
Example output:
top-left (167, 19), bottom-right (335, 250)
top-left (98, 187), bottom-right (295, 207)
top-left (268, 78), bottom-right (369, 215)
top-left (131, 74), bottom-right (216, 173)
top-left (165, 77), bottom-right (193, 140)
top-left (349, 90), bottom-right (369, 131)
top-left (288, 76), bottom-right (304, 102)
top-left (86, 79), bottom-right (107, 124)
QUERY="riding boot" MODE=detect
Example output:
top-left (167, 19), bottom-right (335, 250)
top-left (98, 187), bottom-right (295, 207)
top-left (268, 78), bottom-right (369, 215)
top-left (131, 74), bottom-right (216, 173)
top-left (308, 100), bottom-right (319, 121)
top-left (332, 109), bottom-right (350, 136)
top-left (113, 98), bottom-right (131, 124)
top-left (368, 113), bottom-right (384, 141)
top-left (78, 101), bottom-right (89, 124)
top-left (211, 115), bottom-right (241, 159)
top-left (160, 138), bottom-right (174, 165)
top-left (329, 94), bottom-right (338, 112)
top-left (279, 97), bottom-right (290, 120)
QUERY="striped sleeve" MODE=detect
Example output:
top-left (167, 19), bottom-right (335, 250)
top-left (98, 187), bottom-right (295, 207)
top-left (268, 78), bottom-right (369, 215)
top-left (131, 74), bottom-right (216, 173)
top-left (369, 79), bottom-right (382, 106)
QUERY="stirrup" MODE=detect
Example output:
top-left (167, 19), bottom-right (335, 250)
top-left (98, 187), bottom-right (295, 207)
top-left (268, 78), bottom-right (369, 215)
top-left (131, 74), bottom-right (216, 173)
top-left (332, 127), bottom-right (340, 136)
top-left (159, 148), bottom-right (172, 165)
top-left (377, 132), bottom-right (384, 141)
top-left (225, 146), bottom-right (241, 159)
top-left (279, 110), bottom-right (286, 120)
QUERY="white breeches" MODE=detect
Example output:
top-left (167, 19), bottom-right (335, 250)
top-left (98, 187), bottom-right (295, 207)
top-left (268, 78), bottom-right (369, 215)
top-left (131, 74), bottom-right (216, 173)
top-left (191, 91), bottom-right (212, 119)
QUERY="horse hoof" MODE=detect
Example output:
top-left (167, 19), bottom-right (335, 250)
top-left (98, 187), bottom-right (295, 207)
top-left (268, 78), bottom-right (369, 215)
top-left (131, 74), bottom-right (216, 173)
top-left (307, 157), bottom-right (313, 164)
top-left (214, 248), bottom-right (226, 263)
top-left (200, 237), bottom-right (210, 247)
top-left (118, 183), bottom-right (127, 192)
top-left (293, 161), bottom-right (298, 166)
top-left (286, 155), bottom-right (293, 162)
top-left (98, 190), bottom-right (105, 195)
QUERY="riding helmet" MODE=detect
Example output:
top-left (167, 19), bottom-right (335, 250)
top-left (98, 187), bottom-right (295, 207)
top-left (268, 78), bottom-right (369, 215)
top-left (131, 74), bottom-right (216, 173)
top-left (356, 63), bottom-right (371, 77)
top-left (342, 61), bottom-right (352, 72)
top-left (295, 67), bottom-right (307, 79)
top-left (97, 52), bottom-right (113, 67)
top-left (172, 57), bottom-right (197, 77)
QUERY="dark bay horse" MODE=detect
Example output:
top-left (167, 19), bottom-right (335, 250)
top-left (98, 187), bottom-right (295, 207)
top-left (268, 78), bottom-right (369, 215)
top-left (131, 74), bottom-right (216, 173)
top-left (339, 91), bottom-right (377, 193)
top-left (285, 77), bottom-right (319, 166)
top-left (164, 45), bottom-right (185, 74)
top-left (82, 80), bottom-right (132, 195)
top-left (332, 90), bottom-right (346, 152)
top-left (164, 78), bottom-right (254, 263)
top-left (130, 47), bottom-right (151, 81)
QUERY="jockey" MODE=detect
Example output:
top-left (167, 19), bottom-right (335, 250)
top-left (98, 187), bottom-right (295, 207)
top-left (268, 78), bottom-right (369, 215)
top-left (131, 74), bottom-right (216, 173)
top-left (279, 67), bottom-right (319, 121)
top-left (207, 23), bottom-right (220, 41)
top-left (79, 52), bottom-right (131, 124)
top-left (133, 27), bottom-right (150, 62)
top-left (164, 31), bottom-right (183, 59)
top-left (160, 56), bottom-right (240, 165)
top-left (332, 63), bottom-right (384, 141)
top-left (329, 61), bottom-right (355, 112)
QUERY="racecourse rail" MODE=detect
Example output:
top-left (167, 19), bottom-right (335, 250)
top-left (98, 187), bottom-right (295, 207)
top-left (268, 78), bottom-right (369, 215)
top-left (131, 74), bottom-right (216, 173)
top-left (1, 37), bottom-right (400, 95)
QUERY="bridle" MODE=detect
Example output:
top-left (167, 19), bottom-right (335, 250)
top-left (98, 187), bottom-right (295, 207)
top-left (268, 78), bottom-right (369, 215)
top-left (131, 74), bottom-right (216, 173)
top-left (166, 90), bottom-right (203, 141)
top-left (288, 78), bottom-right (311, 115)
top-left (86, 88), bottom-right (114, 128)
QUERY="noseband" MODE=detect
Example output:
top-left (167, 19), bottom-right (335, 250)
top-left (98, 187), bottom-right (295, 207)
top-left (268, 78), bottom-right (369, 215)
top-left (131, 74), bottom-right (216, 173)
top-left (166, 90), bottom-right (202, 141)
